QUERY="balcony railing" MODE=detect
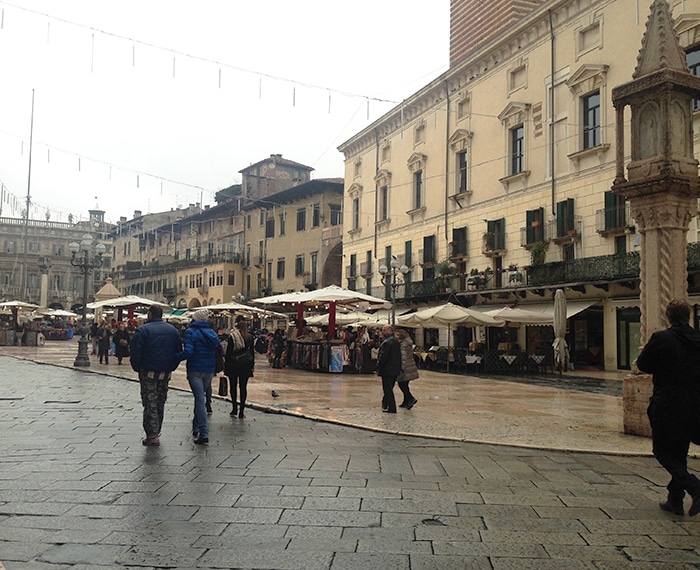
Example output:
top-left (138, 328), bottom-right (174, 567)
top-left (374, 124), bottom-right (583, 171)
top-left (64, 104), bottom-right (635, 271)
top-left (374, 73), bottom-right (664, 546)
top-left (403, 279), bottom-right (440, 298)
top-left (527, 252), bottom-right (640, 286)
top-left (596, 203), bottom-right (633, 234)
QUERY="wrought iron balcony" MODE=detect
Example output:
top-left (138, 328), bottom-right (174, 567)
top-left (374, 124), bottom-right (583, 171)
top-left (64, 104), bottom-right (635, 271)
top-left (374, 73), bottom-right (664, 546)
top-left (527, 252), bottom-right (639, 286)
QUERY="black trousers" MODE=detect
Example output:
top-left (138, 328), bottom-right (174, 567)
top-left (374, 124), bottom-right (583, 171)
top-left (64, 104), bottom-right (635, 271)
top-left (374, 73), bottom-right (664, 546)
top-left (381, 374), bottom-right (398, 412)
top-left (398, 381), bottom-right (414, 404)
top-left (651, 415), bottom-right (700, 501)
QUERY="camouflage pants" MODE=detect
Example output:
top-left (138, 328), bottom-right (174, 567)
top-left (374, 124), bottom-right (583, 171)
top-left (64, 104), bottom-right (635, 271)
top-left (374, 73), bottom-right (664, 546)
top-left (139, 370), bottom-right (170, 439)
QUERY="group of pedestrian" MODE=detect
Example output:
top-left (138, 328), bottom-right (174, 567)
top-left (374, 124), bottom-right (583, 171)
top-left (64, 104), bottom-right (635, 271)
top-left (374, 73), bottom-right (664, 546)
top-left (130, 306), bottom-right (256, 447)
top-left (89, 320), bottom-right (132, 365)
top-left (376, 324), bottom-right (418, 413)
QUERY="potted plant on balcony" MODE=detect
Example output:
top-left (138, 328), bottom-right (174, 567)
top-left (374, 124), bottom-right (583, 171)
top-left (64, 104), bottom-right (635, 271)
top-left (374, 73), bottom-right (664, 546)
top-left (530, 241), bottom-right (547, 266)
top-left (434, 259), bottom-right (456, 292)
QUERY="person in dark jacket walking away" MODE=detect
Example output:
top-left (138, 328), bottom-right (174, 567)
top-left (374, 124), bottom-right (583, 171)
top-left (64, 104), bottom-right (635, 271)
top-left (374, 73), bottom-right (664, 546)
top-left (130, 305), bottom-right (182, 447)
top-left (376, 324), bottom-right (402, 413)
top-left (225, 315), bottom-right (255, 418)
top-left (637, 298), bottom-right (700, 517)
top-left (177, 308), bottom-right (220, 445)
top-left (395, 328), bottom-right (418, 410)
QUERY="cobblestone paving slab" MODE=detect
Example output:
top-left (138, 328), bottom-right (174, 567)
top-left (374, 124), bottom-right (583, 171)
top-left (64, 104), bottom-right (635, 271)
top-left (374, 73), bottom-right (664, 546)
top-left (1, 356), bottom-right (699, 569)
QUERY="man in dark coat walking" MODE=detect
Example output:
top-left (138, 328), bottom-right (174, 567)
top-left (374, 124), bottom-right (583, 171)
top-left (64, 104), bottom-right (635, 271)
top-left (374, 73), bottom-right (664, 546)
top-left (376, 324), bottom-right (402, 414)
top-left (130, 305), bottom-right (182, 447)
top-left (637, 298), bottom-right (700, 516)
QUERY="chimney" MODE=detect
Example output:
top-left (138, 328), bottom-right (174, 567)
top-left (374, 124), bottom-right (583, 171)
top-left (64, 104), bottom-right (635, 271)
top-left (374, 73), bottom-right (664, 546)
top-left (119, 216), bottom-right (127, 223)
top-left (450, 0), bottom-right (545, 67)
top-left (133, 210), bottom-right (142, 218)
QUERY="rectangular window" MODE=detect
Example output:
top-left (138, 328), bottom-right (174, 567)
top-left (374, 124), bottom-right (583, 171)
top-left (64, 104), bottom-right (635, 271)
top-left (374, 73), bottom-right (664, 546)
top-left (352, 198), bottom-right (360, 230)
top-left (329, 204), bottom-right (341, 226)
top-left (422, 235), bottom-right (435, 264)
top-left (379, 186), bottom-right (388, 221)
top-left (216, 270), bottom-right (223, 286)
top-left (28, 242), bottom-right (40, 252)
top-left (349, 253), bottom-right (357, 277)
top-left (279, 213), bottom-right (286, 236)
top-left (486, 219), bottom-right (506, 251)
top-left (265, 218), bottom-right (275, 238)
top-left (583, 91), bottom-right (600, 149)
top-left (312, 203), bottom-right (321, 228)
top-left (247, 214), bottom-right (251, 229)
top-left (525, 207), bottom-right (545, 245)
top-left (604, 191), bottom-right (627, 230)
top-left (277, 259), bottom-right (285, 280)
top-left (53, 244), bottom-right (64, 256)
top-left (456, 151), bottom-right (468, 194)
top-left (310, 252), bottom-right (318, 283)
top-left (5, 241), bottom-right (16, 254)
top-left (259, 211), bottom-right (265, 226)
top-left (451, 227), bottom-right (468, 256)
top-left (556, 198), bottom-right (576, 237)
top-left (413, 171), bottom-right (423, 209)
top-left (687, 47), bottom-right (700, 109)
top-left (296, 208), bottom-right (306, 231)
top-left (404, 240), bottom-right (412, 284)
top-left (295, 255), bottom-right (305, 276)
top-left (511, 125), bottom-right (524, 174)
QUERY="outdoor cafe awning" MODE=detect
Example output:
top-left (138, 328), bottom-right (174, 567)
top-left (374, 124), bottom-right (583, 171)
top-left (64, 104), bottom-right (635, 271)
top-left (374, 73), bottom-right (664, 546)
top-left (473, 300), bottom-right (597, 325)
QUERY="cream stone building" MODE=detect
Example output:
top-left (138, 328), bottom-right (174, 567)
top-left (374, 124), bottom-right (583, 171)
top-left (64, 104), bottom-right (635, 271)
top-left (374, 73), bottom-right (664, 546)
top-left (338, 0), bottom-right (700, 372)
top-left (240, 179), bottom-right (344, 296)
top-left (111, 156), bottom-right (343, 309)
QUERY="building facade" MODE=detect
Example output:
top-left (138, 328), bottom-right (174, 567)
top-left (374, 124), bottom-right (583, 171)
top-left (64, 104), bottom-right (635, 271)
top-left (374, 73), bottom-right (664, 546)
top-left (338, 0), bottom-right (700, 371)
top-left (0, 207), bottom-right (114, 309)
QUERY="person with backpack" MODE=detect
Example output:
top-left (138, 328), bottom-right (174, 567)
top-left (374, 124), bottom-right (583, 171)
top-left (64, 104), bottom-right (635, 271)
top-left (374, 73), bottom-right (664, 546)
top-left (225, 315), bottom-right (255, 419)
top-left (177, 309), bottom-right (220, 445)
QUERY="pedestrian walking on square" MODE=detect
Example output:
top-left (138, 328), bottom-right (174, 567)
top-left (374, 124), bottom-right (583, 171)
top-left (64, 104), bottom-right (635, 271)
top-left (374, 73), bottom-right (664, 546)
top-left (129, 305), bottom-right (182, 447)
top-left (225, 315), bottom-right (255, 419)
top-left (395, 328), bottom-right (418, 410)
top-left (178, 308), bottom-right (220, 445)
top-left (97, 321), bottom-right (112, 364)
top-left (637, 298), bottom-right (700, 516)
top-left (376, 324), bottom-right (402, 413)
top-left (113, 322), bottom-right (130, 365)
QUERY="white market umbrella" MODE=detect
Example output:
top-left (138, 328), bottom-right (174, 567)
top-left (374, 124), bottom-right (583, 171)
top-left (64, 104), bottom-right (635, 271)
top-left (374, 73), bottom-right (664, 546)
top-left (87, 295), bottom-right (170, 310)
top-left (481, 306), bottom-right (554, 325)
top-left (251, 285), bottom-right (388, 340)
top-left (396, 302), bottom-right (503, 371)
top-left (0, 300), bottom-right (40, 310)
top-left (552, 289), bottom-right (569, 377)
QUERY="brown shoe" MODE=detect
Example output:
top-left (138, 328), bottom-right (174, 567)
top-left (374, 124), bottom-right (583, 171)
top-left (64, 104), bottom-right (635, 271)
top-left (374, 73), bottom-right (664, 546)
top-left (659, 500), bottom-right (684, 516)
top-left (690, 490), bottom-right (700, 517)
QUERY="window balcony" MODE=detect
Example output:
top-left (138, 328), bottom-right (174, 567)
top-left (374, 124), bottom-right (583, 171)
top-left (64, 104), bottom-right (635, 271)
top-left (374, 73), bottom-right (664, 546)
top-left (596, 203), bottom-right (634, 235)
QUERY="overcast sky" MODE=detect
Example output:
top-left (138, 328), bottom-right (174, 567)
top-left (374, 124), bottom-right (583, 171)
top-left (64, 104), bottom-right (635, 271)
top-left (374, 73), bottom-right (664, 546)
top-left (0, 1), bottom-right (449, 224)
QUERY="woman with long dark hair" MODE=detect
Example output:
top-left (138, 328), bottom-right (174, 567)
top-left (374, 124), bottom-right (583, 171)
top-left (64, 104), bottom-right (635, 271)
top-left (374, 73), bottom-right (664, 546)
top-left (225, 316), bottom-right (255, 418)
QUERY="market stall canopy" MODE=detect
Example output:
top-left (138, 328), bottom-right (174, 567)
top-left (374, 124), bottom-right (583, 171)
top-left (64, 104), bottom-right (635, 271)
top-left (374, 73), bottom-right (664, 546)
top-left (250, 285), bottom-right (388, 340)
top-left (198, 302), bottom-right (287, 319)
top-left (42, 309), bottom-right (79, 318)
top-left (0, 300), bottom-right (41, 311)
top-left (306, 310), bottom-right (382, 326)
top-left (251, 285), bottom-right (388, 308)
top-left (86, 295), bottom-right (170, 310)
top-left (475, 300), bottom-right (597, 325)
top-left (396, 302), bottom-right (504, 328)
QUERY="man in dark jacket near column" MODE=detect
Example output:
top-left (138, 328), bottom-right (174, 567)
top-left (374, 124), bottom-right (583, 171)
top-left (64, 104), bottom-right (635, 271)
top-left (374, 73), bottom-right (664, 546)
top-left (637, 298), bottom-right (700, 516)
top-left (376, 324), bottom-right (402, 413)
top-left (130, 305), bottom-right (182, 447)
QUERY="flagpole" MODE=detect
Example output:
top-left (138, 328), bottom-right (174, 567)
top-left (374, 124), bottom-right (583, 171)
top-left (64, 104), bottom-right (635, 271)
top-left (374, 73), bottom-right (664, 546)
top-left (21, 89), bottom-right (35, 302)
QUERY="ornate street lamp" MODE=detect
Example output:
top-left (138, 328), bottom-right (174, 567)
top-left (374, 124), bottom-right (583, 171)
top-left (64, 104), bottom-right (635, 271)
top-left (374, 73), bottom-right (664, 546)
top-left (69, 234), bottom-right (106, 367)
top-left (379, 256), bottom-right (410, 328)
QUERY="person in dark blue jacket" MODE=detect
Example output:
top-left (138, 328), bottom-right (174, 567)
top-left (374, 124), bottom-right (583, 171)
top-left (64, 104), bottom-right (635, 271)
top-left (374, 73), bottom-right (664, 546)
top-left (177, 308), bottom-right (220, 445)
top-left (130, 305), bottom-right (182, 447)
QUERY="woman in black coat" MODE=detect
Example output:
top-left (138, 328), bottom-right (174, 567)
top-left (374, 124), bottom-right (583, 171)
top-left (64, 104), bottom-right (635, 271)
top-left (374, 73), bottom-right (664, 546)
top-left (113, 322), bottom-right (130, 365)
top-left (224, 316), bottom-right (255, 418)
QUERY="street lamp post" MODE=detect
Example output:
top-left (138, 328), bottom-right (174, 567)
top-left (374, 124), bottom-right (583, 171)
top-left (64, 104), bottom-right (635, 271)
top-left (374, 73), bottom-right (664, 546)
top-left (379, 256), bottom-right (410, 329)
top-left (69, 234), bottom-right (106, 367)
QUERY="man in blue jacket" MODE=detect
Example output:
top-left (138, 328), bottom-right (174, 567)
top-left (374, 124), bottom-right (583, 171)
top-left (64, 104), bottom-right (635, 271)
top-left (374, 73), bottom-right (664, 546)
top-left (130, 305), bottom-right (182, 447)
top-left (177, 308), bottom-right (220, 445)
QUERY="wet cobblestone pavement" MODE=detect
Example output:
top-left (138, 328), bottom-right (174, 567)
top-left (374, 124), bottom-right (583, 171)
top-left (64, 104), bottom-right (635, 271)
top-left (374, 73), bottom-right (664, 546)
top-left (0, 355), bottom-right (699, 569)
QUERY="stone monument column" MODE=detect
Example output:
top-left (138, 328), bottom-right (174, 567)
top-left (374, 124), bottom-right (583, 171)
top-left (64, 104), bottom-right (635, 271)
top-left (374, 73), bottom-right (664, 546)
top-left (612, 0), bottom-right (700, 436)
top-left (37, 255), bottom-right (51, 308)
